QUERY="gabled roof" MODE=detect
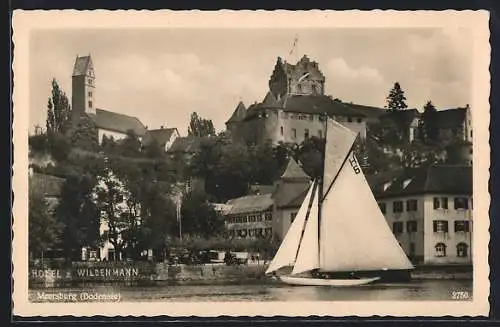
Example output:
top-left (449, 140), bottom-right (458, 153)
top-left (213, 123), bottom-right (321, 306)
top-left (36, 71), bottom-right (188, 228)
top-left (435, 107), bottom-right (467, 129)
top-left (89, 109), bottom-right (147, 136)
top-left (379, 108), bottom-right (420, 126)
top-left (369, 165), bottom-right (472, 198)
top-left (343, 102), bottom-right (388, 119)
top-left (226, 101), bottom-right (247, 124)
top-left (226, 193), bottom-right (274, 215)
top-left (29, 173), bottom-right (65, 197)
top-left (249, 184), bottom-right (275, 195)
top-left (72, 55), bottom-right (92, 76)
top-left (142, 128), bottom-right (178, 146)
top-left (167, 136), bottom-right (202, 154)
top-left (280, 157), bottom-right (310, 181)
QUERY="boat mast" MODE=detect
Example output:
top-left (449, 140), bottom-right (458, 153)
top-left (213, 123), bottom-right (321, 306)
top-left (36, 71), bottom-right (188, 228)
top-left (318, 112), bottom-right (328, 267)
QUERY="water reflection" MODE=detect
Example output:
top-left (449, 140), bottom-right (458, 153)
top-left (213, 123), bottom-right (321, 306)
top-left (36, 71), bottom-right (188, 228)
top-left (30, 279), bottom-right (472, 302)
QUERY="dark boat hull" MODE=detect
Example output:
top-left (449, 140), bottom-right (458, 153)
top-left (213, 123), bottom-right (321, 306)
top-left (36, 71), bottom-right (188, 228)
top-left (316, 269), bottom-right (412, 283)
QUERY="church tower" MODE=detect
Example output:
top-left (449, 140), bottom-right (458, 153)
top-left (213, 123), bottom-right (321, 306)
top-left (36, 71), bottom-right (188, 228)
top-left (71, 54), bottom-right (96, 118)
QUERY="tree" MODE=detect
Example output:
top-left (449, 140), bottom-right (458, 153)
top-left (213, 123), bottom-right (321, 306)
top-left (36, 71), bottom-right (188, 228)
top-left (56, 174), bottom-right (100, 261)
top-left (29, 187), bottom-right (64, 259)
top-left (400, 139), bottom-right (445, 169)
top-left (386, 82), bottom-right (408, 111)
top-left (249, 140), bottom-right (281, 185)
top-left (46, 79), bottom-right (71, 135)
top-left (420, 101), bottom-right (439, 144)
top-left (92, 162), bottom-right (135, 260)
top-left (188, 112), bottom-right (216, 137)
top-left (117, 130), bottom-right (142, 157)
top-left (70, 113), bottom-right (99, 151)
top-left (179, 192), bottom-right (225, 239)
top-left (296, 136), bottom-right (325, 179)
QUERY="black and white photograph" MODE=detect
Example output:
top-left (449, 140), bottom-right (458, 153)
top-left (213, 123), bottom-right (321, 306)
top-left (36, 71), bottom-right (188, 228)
top-left (12, 10), bottom-right (490, 317)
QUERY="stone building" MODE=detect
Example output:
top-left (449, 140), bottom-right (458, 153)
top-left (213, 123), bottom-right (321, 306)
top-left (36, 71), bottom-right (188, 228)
top-left (370, 165), bottom-right (473, 266)
top-left (221, 157), bottom-right (311, 240)
top-left (142, 127), bottom-right (180, 152)
top-left (226, 55), bottom-right (371, 146)
top-left (71, 55), bottom-right (147, 143)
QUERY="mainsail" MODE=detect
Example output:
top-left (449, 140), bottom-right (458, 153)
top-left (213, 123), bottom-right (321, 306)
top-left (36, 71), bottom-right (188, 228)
top-left (319, 148), bottom-right (414, 272)
top-left (265, 183), bottom-right (314, 274)
top-left (291, 187), bottom-right (320, 275)
top-left (322, 119), bottom-right (358, 197)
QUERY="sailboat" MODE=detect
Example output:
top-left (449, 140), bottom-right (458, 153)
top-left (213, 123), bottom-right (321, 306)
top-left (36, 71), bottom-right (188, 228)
top-left (265, 118), bottom-right (414, 286)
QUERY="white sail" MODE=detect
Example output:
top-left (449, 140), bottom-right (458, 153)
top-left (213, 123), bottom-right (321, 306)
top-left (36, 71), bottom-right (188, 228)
top-left (291, 187), bottom-right (320, 275)
top-left (319, 150), bottom-right (414, 272)
top-left (265, 183), bottom-right (314, 274)
top-left (322, 119), bottom-right (358, 197)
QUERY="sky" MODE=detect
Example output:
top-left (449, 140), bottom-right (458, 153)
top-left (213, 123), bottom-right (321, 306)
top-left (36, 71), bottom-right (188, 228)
top-left (29, 27), bottom-right (473, 135)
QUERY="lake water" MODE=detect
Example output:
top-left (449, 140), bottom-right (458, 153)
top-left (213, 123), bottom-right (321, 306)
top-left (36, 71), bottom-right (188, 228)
top-left (29, 279), bottom-right (472, 302)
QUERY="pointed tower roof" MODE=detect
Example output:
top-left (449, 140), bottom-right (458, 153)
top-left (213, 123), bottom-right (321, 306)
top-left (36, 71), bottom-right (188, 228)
top-left (72, 55), bottom-right (93, 77)
top-left (262, 91), bottom-right (279, 107)
top-left (280, 157), bottom-right (309, 181)
top-left (226, 101), bottom-right (247, 124)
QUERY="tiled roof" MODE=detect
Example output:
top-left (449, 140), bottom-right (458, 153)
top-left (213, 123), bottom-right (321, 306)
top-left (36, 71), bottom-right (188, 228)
top-left (244, 95), bottom-right (365, 121)
top-left (72, 55), bottom-right (92, 76)
top-left (369, 165), bottom-right (472, 198)
top-left (435, 108), bottom-right (467, 129)
top-left (29, 173), bottom-right (65, 197)
top-left (167, 136), bottom-right (203, 154)
top-left (142, 128), bottom-right (178, 146)
top-left (226, 101), bottom-right (247, 124)
top-left (89, 109), bottom-right (147, 136)
top-left (226, 193), bottom-right (274, 215)
top-left (281, 95), bottom-right (365, 117)
top-left (249, 184), bottom-right (275, 195)
top-left (343, 103), bottom-right (388, 119)
top-left (280, 157), bottom-right (310, 181)
top-left (379, 108), bottom-right (420, 126)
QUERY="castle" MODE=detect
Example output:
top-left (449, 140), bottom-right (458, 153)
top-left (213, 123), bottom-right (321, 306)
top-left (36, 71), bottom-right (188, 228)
top-left (225, 55), bottom-right (473, 153)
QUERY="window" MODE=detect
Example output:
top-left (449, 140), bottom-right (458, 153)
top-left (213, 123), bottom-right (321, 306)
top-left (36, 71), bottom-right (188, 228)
top-left (88, 78), bottom-right (93, 86)
top-left (393, 201), bottom-right (403, 213)
top-left (312, 84), bottom-right (317, 94)
top-left (264, 212), bottom-right (272, 221)
top-left (407, 221), bottom-right (418, 233)
top-left (456, 242), bottom-right (469, 257)
top-left (469, 148), bottom-right (473, 154)
top-left (280, 126), bottom-right (284, 136)
top-left (454, 220), bottom-right (470, 232)
top-left (304, 129), bottom-right (309, 139)
top-left (470, 130), bottom-right (473, 138)
top-left (406, 199), bottom-right (418, 212)
top-left (435, 243), bottom-right (447, 257)
top-left (357, 118), bottom-right (362, 123)
top-left (347, 117), bottom-right (353, 123)
top-left (434, 197), bottom-right (449, 209)
top-left (290, 212), bottom-right (297, 223)
top-left (454, 197), bottom-right (469, 209)
top-left (292, 128), bottom-right (297, 139)
top-left (318, 130), bottom-right (323, 139)
top-left (88, 101), bottom-right (93, 108)
top-left (297, 84), bottom-right (302, 93)
top-left (309, 115), bottom-right (314, 121)
top-left (433, 197), bottom-right (440, 209)
top-left (433, 220), bottom-right (449, 233)
top-left (392, 222), bottom-right (404, 234)
top-left (442, 197), bottom-right (449, 209)
top-left (378, 202), bottom-right (386, 214)
top-left (88, 91), bottom-right (92, 97)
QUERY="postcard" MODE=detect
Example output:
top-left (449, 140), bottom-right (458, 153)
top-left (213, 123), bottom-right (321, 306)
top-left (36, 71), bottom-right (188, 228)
top-left (12, 9), bottom-right (490, 317)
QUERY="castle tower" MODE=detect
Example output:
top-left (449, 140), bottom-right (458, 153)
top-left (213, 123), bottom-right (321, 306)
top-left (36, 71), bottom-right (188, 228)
top-left (71, 54), bottom-right (96, 118)
top-left (268, 55), bottom-right (326, 100)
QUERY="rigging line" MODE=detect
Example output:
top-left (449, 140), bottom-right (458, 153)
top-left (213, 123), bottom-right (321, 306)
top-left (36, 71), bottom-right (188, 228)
top-left (293, 181), bottom-right (318, 264)
top-left (322, 133), bottom-right (360, 202)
